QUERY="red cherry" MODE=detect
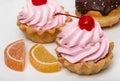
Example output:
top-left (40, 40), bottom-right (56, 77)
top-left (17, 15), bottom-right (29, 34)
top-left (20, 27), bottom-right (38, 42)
top-left (32, 0), bottom-right (47, 6)
top-left (78, 15), bottom-right (95, 31)
top-left (54, 13), bottom-right (95, 31)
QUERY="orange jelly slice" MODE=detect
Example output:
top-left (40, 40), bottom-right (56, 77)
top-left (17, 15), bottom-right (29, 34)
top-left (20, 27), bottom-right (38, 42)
top-left (4, 39), bottom-right (26, 71)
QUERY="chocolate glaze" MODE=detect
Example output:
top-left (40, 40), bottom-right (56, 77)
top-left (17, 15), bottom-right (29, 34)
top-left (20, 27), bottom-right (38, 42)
top-left (75, 0), bottom-right (120, 15)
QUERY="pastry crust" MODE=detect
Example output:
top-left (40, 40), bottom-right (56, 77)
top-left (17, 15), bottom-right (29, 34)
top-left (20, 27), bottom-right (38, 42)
top-left (17, 21), bottom-right (63, 43)
top-left (76, 6), bottom-right (120, 27)
top-left (56, 42), bottom-right (114, 75)
top-left (17, 13), bottom-right (72, 43)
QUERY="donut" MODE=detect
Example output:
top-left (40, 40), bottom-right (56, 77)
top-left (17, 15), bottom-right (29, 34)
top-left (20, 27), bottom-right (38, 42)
top-left (75, 0), bottom-right (120, 27)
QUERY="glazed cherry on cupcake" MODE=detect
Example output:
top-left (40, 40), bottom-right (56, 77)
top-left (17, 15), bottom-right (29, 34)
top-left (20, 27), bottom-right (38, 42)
top-left (32, 0), bottom-right (47, 6)
top-left (78, 15), bottom-right (95, 31)
top-left (55, 13), bottom-right (95, 31)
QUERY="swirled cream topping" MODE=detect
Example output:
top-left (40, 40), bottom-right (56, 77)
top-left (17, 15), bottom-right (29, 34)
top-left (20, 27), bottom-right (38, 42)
top-left (18, 0), bottom-right (66, 30)
top-left (56, 19), bottom-right (109, 63)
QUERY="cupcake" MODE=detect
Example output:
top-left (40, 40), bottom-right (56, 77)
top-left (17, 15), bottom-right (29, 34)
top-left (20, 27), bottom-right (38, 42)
top-left (75, 0), bottom-right (120, 27)
top-left (17, 0), bottom-right (71, 43)
top-left (56, 15), bottom-right (114, 75)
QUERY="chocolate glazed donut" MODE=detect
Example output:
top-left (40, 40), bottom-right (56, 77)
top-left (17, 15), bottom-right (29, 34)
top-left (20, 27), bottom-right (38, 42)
top-left (75, 0), bottom-right (120, 27)
top-left (75, 0), bottom-right (120, 15)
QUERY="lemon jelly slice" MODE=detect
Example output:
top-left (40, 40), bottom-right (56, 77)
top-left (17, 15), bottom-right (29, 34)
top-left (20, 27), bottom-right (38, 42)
top-left (29, 44), bottom-right (60, 73)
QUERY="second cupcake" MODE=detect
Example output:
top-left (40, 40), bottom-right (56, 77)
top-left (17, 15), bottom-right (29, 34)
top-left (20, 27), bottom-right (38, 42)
top-left (56, 15), bottom-right (114, 75)
top-left (17, 0), bottom-right (71, 43)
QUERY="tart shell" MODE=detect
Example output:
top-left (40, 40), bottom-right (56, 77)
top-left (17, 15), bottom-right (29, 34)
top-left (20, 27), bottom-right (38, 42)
top-left (56, 42), bottom-right (114, 75)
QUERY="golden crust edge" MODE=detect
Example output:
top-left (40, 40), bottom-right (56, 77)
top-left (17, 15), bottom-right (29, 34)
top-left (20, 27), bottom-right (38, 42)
top-left (56, 42), bottom-right (114, 75)
top-left (75, 6), bottom-right (120, 27)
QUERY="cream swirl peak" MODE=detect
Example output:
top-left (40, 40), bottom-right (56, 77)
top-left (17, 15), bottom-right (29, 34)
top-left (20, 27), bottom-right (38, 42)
top-left (18, 0), bottom-right (66, 30)
top-left (56, 19), bottom-right (109, 63)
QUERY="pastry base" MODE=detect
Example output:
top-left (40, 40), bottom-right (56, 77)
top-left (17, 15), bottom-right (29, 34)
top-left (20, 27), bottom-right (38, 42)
top-left (76, 6), bottom-right (120, 27)
top-left (17, 21), bottom-right (63, 43)
top-left (56, 42), bottom-right (114, 75)
top-left (17, 13), bottom-right (72, 43)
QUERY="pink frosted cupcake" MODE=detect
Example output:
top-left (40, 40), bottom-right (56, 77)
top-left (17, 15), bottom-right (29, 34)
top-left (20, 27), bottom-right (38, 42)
top-left (56, 15), bottom-right (114, 75)
top-left (17, 0), bottom-right (71, 43)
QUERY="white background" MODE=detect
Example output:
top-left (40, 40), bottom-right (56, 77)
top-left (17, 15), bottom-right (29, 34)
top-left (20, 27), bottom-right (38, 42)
top-left (0, 0), bottom-right (120, 81)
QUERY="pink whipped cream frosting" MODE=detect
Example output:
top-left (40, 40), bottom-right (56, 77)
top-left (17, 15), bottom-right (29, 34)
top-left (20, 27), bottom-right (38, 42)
top-left (56, 19), bottom-right (109, 63)
top-left (18, 0), bottom-right (66, 30)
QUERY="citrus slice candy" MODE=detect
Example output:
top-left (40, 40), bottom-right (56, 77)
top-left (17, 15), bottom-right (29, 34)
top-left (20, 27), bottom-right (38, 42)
top-left (29, 44), bottom-right (60, 73)
top-left (4, 39), bottom-right (26, 71)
